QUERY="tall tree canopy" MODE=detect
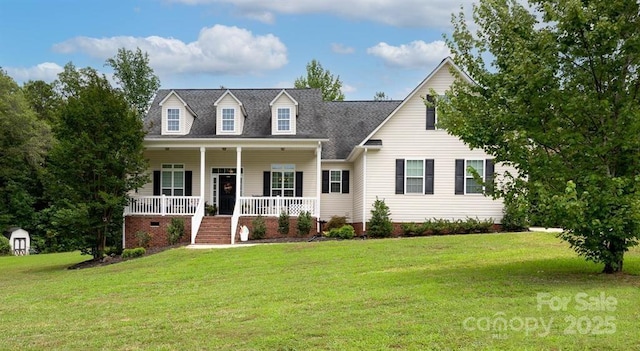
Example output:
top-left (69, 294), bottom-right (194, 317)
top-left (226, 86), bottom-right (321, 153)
top-left (105, 47), bottom-right (160, 118)
top-left (294, 59), bottom-right (345, 101)
top-left (46, 67), bottom-right (148, 259)
top-left (0, 70), bottom-right (52, 232)
top-left (440, 0), bottom-right (640, 273)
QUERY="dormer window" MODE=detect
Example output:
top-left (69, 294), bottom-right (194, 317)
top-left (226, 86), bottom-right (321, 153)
top-left (222, 108), bottom-right (235, 132)
top-left (277, 108), bottom-right (291, 132)
top-left (167, 108), bottom-right (180, 132)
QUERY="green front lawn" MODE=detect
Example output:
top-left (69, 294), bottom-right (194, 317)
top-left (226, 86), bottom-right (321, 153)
top-left (1, 232), bottom-right (638, 350)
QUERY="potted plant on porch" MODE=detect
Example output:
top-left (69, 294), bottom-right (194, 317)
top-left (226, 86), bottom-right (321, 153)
top-left (204, 202), bottom-right (217, 216)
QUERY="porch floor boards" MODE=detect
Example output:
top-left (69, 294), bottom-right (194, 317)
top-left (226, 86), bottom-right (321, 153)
top-left (195, 216), bottom-right (233, 245)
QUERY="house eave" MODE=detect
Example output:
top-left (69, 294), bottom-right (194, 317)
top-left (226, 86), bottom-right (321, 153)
top-left (143, 137), bottom-right (330, 150)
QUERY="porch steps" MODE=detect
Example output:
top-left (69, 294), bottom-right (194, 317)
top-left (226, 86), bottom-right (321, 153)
top-left (195, 216), bottom-right (233, 244)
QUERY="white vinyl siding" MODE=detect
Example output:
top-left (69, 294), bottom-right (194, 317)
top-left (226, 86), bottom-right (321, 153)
top-left (359, 61), bottom-right (506, 223)
top-left (160, 94), bottom-right (196, 135)
top-left (321, 162), bottom-right (354, 222)
top-left (271, 92), bottom-right (296, 135)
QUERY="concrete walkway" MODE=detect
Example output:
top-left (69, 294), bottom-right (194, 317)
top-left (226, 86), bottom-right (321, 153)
top-left (186, 243), bottom-right (258, 249)
top-left (529, 227), bottom-right (563, 233)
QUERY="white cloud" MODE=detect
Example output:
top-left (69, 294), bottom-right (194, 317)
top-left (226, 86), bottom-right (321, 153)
top-left (52, 24), bottom-right (288, 75)
top-left (331, 43), bottom-right (355, 54)
top-left (342, 83), bottom-right (356, 94)
top-left (4, 62), bottom-right (64, 83)
top-left (366, 40), bottom-right (451, 69)
top-left (168, 0), bottom-right (475, 28)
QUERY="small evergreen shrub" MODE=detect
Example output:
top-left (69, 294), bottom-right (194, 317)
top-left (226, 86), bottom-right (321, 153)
top-left (251, 215), bottom-right (267, 240)
top-left (327, 225), bottom-right (355, 239)
top-left (135, 230), bottom-right (152, 248)
top-left (297, 211), bottom-right (313, 236)
top-left (121, 247), bottom-right (146, 259)
top-left (402, 222), bottom-right (426, 236)
top-left (324, 215), bottom-right (347, 231)
top-left (367, 197), bottom-right (393, 238)
top-left (278, 210), bottom-right (290, 236)
top-left (167, 217), bottom-right (185, 245)
top-left (0, 236), bottom-right (11, 255)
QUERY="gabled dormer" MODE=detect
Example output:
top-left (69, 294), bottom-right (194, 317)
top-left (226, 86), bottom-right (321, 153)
top-left (270, 89), bottom-right (298, 135)
top-left (159, 91), bottom-right (197, 135)
top-left (214, 90), bottom-right (247, 135)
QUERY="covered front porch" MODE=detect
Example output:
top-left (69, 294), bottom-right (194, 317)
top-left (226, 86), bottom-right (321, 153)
top-left (124, 138), bottom-right (325, 246)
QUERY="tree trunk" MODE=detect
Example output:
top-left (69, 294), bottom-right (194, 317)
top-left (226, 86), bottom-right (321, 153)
top-left (603, 256), bottom-right (623, 274)
top-left (94, 229), bottom-right (106, 260)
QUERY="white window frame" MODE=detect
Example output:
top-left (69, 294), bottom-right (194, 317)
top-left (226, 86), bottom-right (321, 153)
top-left (166, 108), bottom-right (180, 132)
top-left (277, 108), bottom-right (291, 132)
top-left (465, 159), bottom-right (484, 194)
top-left (405, 159), bottom-right (424, 194)
top-left (271, 164), bottom-right (295, 197)
top-left (329, 170), bottom-right (342, 193)
top-left (161, 164), bottom-right (185, 196)
top-left (221, 108), bottom-right (235, 132)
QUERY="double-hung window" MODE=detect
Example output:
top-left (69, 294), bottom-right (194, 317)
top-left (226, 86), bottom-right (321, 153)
top-left (222, 108), bottom-right (235, 132)
top-left (161, 164), bottom-right (184, 196)
top-left (330, 170), bottom-right (342, 193)
top-left (167, 108), bottom-right (180, 132)
top-left (277, 108), bottom-right (291, 132)
top-left (405, 160), bottom-right (424, 194)
top-left (271, 164), bottom-right (295, 197)
top-left (465, 160), bottom-right (484, 194)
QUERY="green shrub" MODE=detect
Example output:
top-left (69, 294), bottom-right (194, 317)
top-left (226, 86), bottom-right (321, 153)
top-left (251, 215), bottom-right (267, 240)
top-left (297, 211), bottom-right (313, 236)
top-left (121, 247), bottom-right (146, 259)
top-left (0, 236), bottom-right (10, 255)
top-left (135, 231), bottom-right (152, 248)
top-left (327, 225), bottom-right (355, 239)
top-left (402, 222), bottom-right (425, 236)
top-left (367, 197), bottom-right (393, 238)
top-left (324, 215), bottom-right (347, 231)
top-left (278, 210), bottom-right (289, 236)
top-left (105, 245), bottom-right (123, 256)
top-left (167, 218), bottom-right (185, 245)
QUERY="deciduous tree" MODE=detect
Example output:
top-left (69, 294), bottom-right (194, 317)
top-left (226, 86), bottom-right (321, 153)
top-left (440, 0), bottom-right (640, 273)
top-left (46, 67), bottom-right (148, 259)
top-left (294, 59), bottom-right (345, 101)
top-left (106, 47), bottom-right (160, 118)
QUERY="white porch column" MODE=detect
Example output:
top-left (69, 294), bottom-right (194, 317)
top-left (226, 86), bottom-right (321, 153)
top-left (316, 142), bottom-right (322, 232)
top-left (236, 147), bottom-right (242, 201)
top-left (200, 147), bottom-right (206, 201)
top-left (362, 148), bottom-right (368, 234)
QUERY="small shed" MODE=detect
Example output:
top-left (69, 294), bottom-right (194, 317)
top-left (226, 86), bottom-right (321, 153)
top-left (4, 227), bottom-right (30, 256)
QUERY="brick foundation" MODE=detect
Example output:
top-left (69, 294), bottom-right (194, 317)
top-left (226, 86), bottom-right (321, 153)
top-left (238, 216), bottom-right (318, 239)
top-left (124, 216), bottom-right (192, 248)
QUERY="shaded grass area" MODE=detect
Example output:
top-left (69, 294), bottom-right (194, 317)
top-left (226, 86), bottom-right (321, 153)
top-left (1, 232), bottom-right (639, 350)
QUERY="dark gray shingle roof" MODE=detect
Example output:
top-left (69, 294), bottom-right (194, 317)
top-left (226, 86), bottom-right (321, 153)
top-left (145, 89), bottom-right (402, 159)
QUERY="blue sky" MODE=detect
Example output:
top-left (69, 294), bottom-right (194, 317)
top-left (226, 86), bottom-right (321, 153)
top-left (0, 0), bottom-right (476, 100)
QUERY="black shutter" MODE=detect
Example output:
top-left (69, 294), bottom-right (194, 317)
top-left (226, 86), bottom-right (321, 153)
top-left (455, 159), bottom-right (464, 195)
top-left (425, 159), bottom-right (434, 195)
top-left (322, 170), bottom-right (329, 193)
top-left (263, 171), bottom-right (270, 196)
top-left (485, 159), bottom-right (495, 195)
top-left (426, 95), bottom-right (436, 130)
top-left (342, 170), bottom-right (350, 194)
top-left (185, 171), bottom-right (192, 196)
top-left (295, 172), bottom-right (303, 197)
top-left (395, 159), bottom-right (404, 194)
top-left (153, 171), bottom-right (161, 195)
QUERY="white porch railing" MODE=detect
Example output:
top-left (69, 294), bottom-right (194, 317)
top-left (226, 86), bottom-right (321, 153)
top-left (127, 195), bottom-right (201, 216)
top-left (237, 196), bottom-right (317, 217)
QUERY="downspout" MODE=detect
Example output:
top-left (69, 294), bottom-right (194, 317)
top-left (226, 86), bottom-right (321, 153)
top-left (316, 141), bottom-right (322, 232)
top-left (362, 148), bottom-right (367, 234)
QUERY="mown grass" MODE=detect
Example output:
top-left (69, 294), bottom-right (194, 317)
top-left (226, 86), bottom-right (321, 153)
top-left (1, 232), bottom-right (639, 350)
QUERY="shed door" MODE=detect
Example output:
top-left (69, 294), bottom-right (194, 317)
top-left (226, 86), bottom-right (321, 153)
top-left (14, 238), bottom-right (26, 256)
